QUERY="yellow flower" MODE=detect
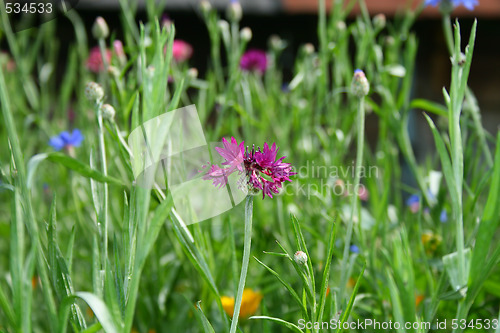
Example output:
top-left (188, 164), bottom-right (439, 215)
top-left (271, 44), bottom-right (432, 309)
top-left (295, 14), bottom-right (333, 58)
top-left (421, 231), bottom-right (442, 254)
top-left (221, 288), bottom-right (263, 318)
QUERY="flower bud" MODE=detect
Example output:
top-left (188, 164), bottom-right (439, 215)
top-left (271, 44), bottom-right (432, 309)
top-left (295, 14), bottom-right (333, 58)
top-left (187, 67), bottom-right (198, 79)
top-left (227, 0), bottom-right (242, 22)
top-left (218, 20), bottom-right (230, 32)
top-left (92, 17), bottom-right (109, 40)
top-left (336, 21), bottom-right (346, 32)
top-left (240, 27), bottom-right (252, 42)
top-left (161, 15), bottom-right (173, 33)
top-left (113, 40), bottom-right (127, 66)
top-left (303, 43), bottom-right (315, 55)
top-left (101, 104), bottom-right (116, 120)
top-left (85, 81), bottom-right (104, 102)
top-left (269, 34), bottom-right (285, 51)
top-left (107, 65), bottom-right (120, 77)
top-left (350, 69), bottom-right (370, 98)
top-left (294, 251), bottom-right (307, 265)
top-left (373, 14), bottom-right (386, 30)
top-left (200, 0), bottom-right (212, 14)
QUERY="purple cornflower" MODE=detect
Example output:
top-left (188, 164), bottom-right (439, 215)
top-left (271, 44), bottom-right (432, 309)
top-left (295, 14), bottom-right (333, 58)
top-left (49, 129), bottom-right (84, 151)
top-left (202, 137), bottom-right (295, 199)
top-left (350, 244), bottom-right (359, 254)
top-left (240, 49), bottom-right (268, 74)
top-left (424, 0), bottom-right (478, 10)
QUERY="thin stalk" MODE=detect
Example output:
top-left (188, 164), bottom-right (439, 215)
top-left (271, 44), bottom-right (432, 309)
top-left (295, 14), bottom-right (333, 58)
top-left (229, 195), bottom-right (254, 333)
top-left (96, 103), bottom-right (109, 278)
top-left (442, 14), bottom-right (454, 56)
top-left (339, 97), bottom-right (365, 302)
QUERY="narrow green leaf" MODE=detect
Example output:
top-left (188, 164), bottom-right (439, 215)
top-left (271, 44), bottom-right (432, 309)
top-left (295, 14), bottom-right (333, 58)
top-left (47, 153), bottom-right (122, 186)
top-left (250, 316), bottom-right (305, 333)
top-left (410, 99), bottom-right (447, 117)
top-left (468, 133), bottom-right (500, 298)
top-left (337, 261), bottom-right (366, 333)
top-left (423, 113), bottom-right (459, 208)
top-left (317, 220), bottom-right (337, 322)
top-left (253, 256), bottom-right (308, 319)
top-left (194, 301), bottom-right (216, 333)
top-left (75, 292), bottom-right (118, 333)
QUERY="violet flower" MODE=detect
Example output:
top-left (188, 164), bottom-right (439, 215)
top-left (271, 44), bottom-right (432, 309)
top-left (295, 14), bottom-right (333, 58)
top-left (49, 129), bottom-right (84, 151)
top-left (240, 49), bottom-right (268, 74)
top-left (424, 0), bottom-right (478, 10)
top-left (202, 137), bottom-right (295, 199)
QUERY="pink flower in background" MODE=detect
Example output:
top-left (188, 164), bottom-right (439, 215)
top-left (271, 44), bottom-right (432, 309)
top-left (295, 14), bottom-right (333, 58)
top-left (172, 40), bottom-right (193, 62)
top-left (113, 40), bottom-right (127, 65)
top-left (358, 186), bottom-right (369, 201)
top-left (86, 46), bottom-right (112, 73)
top-left (113, 40), bottom-right (125, 58)
top-left (240, 49), bottom-right (268, 73)
top-left (0, 51), bottom-right (16, 72)
top-left (202, 137), bottom-right (295, 199)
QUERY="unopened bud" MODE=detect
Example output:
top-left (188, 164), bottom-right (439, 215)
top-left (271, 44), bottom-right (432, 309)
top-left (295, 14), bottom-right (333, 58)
top-left (218, 20), bottom-right (229, 32)
top-left (351, 69), bottom-right (370, 98)
top-left (107, 65), bottom-right (120, 77)
top-left (336, 21), bottom-right (346, 32)
top-left (373, 14), bottom-right (386, 30)
top-left (113, 40), bottom-right (127, 66)
top-left (200, 0), bottom-right (212, 14)
top-left (85, 82), bottom-right (104, 102)
top-left (187, 67), bottom-right (198, 79)
top-left (303, 43), bottom-right (315, 55)
top-left (101, 104), bottom-right (116, 120)
top-left (294, 251), bottom-right (308, 265)
top-left (92, 16), bottom-right (109, 40)
top-left (240, 27), bottom-right (252, 42)
top-left (269, 34), bottom-right (285, 51)
top-left (227, 0), bottom-right (242, 22)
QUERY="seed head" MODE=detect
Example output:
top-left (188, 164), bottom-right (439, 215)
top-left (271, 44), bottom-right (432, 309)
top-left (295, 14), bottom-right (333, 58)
top-left (85, 81), bottom-right (104, 102)
top-left (101, 104), bottom-right (116, 120)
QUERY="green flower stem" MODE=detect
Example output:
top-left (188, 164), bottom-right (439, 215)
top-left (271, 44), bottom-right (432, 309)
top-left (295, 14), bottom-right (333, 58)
top-left (442, 15), bottom-right (492, 167)
top-left (442, 14), bottom-right (455, 56)
top-left (98, 39), bottom-right (110, 85)
top-left (230, 195), bottom-right (254, 333)
top-left (96, 102), bottom-right (109, 278)
top-left (339, 96), bottom-right (365, 302)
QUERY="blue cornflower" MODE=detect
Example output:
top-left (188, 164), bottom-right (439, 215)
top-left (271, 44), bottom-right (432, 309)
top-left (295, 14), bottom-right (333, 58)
top-left (49, 129), bottom-right (84, 151)
top-left (454, 0), bottom-right (478, 10)
top-left (440, 209), bottom-right (448, 223)
top-left (350, 244), bottom-right (359, 254)
top-left (425, 0), bottom-right (478, 10)
top-left (406, 194), bottom-right (420, 213)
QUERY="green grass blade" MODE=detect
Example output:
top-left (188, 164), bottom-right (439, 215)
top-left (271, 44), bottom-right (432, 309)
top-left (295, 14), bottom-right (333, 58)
top-left (337, 261), bottom-right (365, 333)
top-left (250, 316), bottom-right (305, 333)
top-left (47, 153), bottom-right (123, 186)
top-left (75, 292), bottom-right (119, 333)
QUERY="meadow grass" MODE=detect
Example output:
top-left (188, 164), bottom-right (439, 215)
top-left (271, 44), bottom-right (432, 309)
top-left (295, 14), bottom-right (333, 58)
top-left (0, 0), bottom-right (500, 332)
